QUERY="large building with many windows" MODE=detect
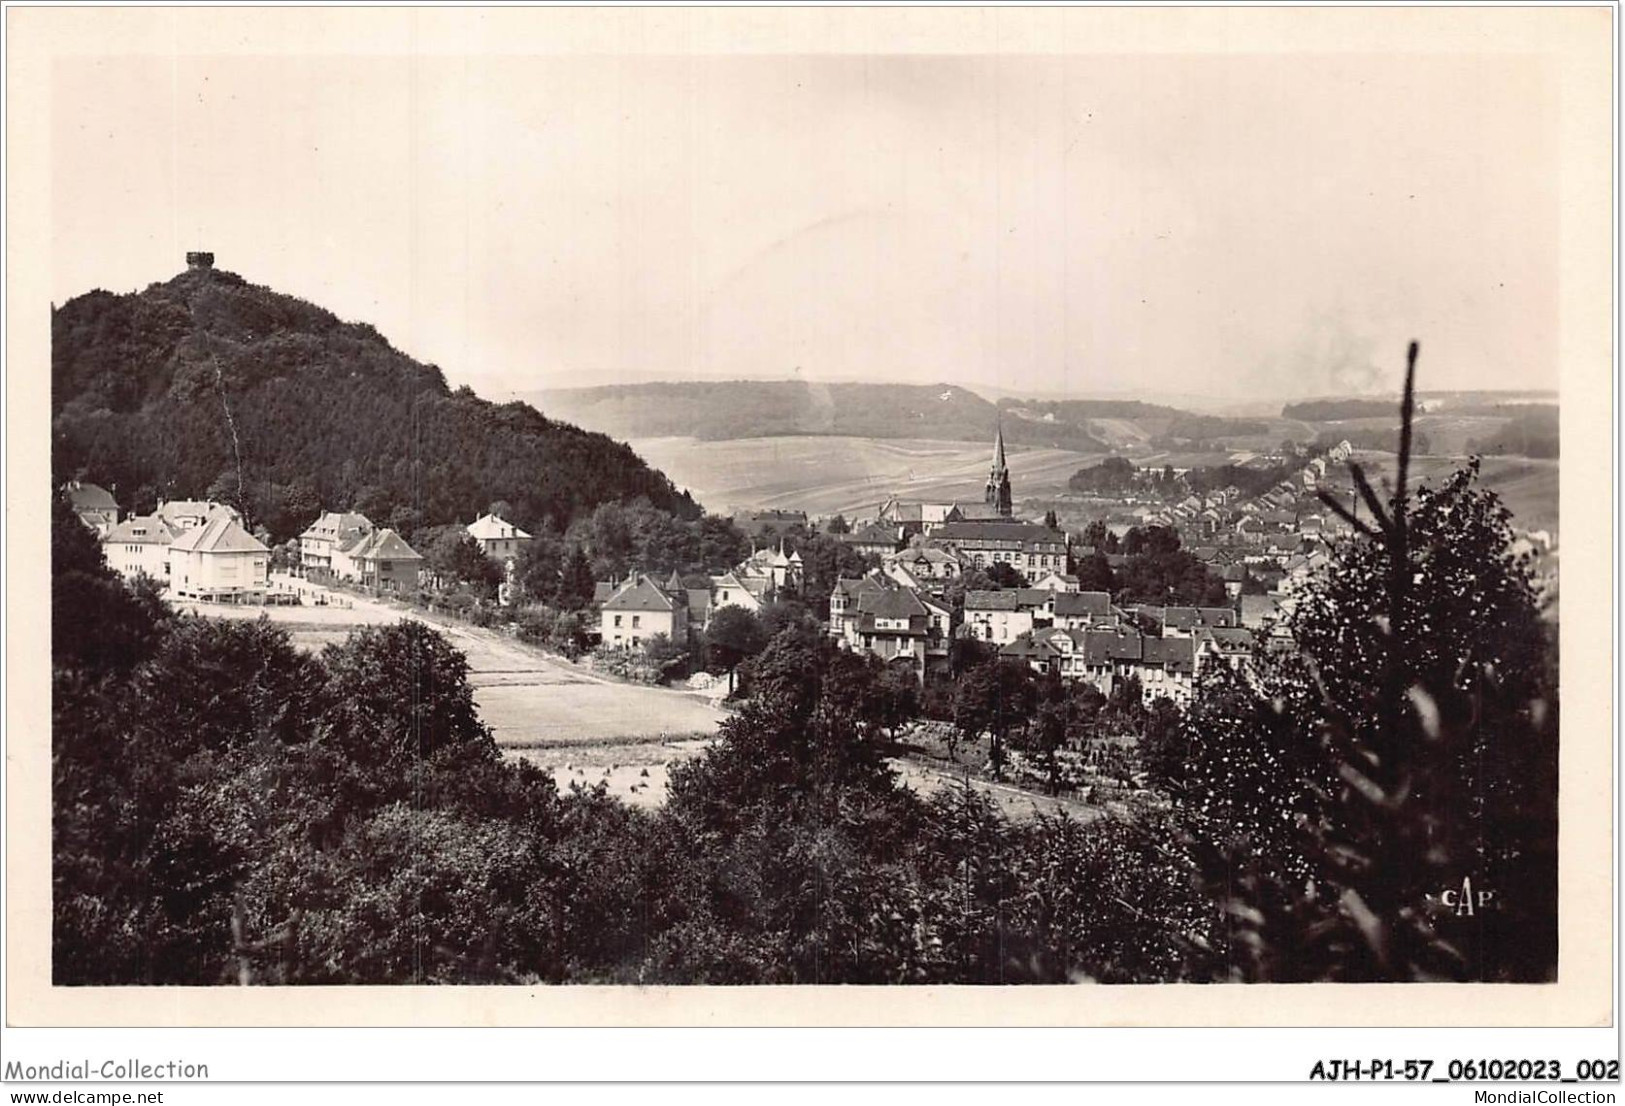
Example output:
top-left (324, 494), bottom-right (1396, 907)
top-left (925, 521), bottom-right (1068, 584)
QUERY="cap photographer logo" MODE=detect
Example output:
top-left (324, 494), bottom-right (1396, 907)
top-left (1431, 876), bottom-right (1496, 917)
top-left (2, 1061), bottom-right (209, 1081)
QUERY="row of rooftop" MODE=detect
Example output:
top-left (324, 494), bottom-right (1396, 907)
top-left (70, 480), bottom-right (543, 602)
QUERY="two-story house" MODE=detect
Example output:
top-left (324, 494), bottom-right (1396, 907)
top-left (342, 528), bottom-right (424, 594)
top-left (1132, 637), bottom-right (1200, 707)
top-left (1050, 590), bottom-right (1113, 630)
top-left (600, 575), bottom-right (688, 651)
top-left (466, 514), bottom-right (531, 562)
top-left (710, 570), bottom-right (768, 616)
top-left (102, 515), bottom-right (181, 584)
top-left (300, 511), bottom-right (374, 576)
top-left (962, 590), bottom-right (1034, 645)
top-left (168, 515), bottom-right (270, 603)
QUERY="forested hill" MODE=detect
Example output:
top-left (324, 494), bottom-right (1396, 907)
top-left (524, 381), bottom-right (1110, 451)
top-left (51, 266), bottom-right (700, 540)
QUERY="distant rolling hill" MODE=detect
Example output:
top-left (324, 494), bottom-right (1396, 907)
top-left (624, 436), bottom-right (1115, 519)
top-left (512, 378), bottom-right (1557, 527)
top-left (522, 381), bottom-right (1110, 452)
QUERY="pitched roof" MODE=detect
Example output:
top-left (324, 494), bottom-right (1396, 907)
top-left (169, 514), bottom-right (268, 555)
top-left (602, 575), bottom-right (680, 613)
top-left (737, 575), bottom-right (773, 599)
top-left (104, 515), bottom-right (180, 545)
top-left (1081, 629), bottom-right (1145, 665)
top-left (843, 522), bottom-right (903, 545)
top-left (1141, 636), bottom-right (1197, 674)
top-left (932, 521), bottom-right (1067, 546)
top-left (947, 502), bottom-right (1010, 522)
top-left (466, 513), bottom-right (531, 541)
top-left (859, 587), bottom-right (929, 620)
top-left (1001, 631), bottom-right (1061, 661)
top-left (1162, 606), bottom-right (1238, 631)
top-left (349, 528), bottom-right (423, 562)
top-left (832, 574), bottom-right (889, 600)
top-left (891, 545), bottom-right (959, 566)
top-left (66, 482), bottom-right (117, 510)
top-left (883, 563), bottom-right (926, 591)
top-left (1053, 591), bottom-right (1111, 618)
top-left (158, 498), bottom-right (242, 524)
top-left (964, 589), bottom-right (1020, 611)
top-left (883, 499), bottom-right (957, 524)
top-left (301, 510), bottom-right (372, 539)
top-left (593, 581), bottom-right (619, 605)
top-left (1201, 626), bottom-right (1255, 651)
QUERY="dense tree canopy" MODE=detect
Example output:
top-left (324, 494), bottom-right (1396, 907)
top-left (52, 267), bottom-right (699, 542)
top-left (53, 499), bottom-right (1220, 985)
top-left (1176, 451), bottom-right (1556, 981)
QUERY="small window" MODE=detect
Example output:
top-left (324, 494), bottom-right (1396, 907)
top-left (632, 615), bottom-right (641, 629)
top-left (614, 615), bottom-right (622, 628)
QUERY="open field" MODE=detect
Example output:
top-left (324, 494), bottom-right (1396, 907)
top-left (629, 433), bottom-right (1558, 532)
top-left (174, 586), bottom-right (1094, 819)
top-left (175, 579), bottom-right (728, 804)
top-left (1410, 453), bottom-right (1560, 532)
top-left (628, 435), bottom-right (1110, 517)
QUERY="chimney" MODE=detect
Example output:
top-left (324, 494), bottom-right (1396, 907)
top-left (186, 251), bottom-right (215, 270)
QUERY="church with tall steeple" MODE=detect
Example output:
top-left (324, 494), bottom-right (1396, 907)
top-left (984, 418), bottom-right (1012, 517)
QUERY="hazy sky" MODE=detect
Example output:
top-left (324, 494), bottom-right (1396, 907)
top-left (52, 46), bottom-right (1561, 401)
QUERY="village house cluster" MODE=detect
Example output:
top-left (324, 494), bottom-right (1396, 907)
top-left (80, 483), bottom-right (272, 603)
top-left (69, 417), bottom-right (1558, 722)
top-left (590, 422), bottom-right (1296, 707)
top-left (597, 541), bottom-right (803, 650)
top-left (70, 480), bottom-right (540, 605)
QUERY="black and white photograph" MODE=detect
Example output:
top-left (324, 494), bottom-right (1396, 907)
top-left (7, 4), bottom-right (1613, 1045)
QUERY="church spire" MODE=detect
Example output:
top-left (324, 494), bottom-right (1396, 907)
top-left (985, 415), bottom-right (1012, 517)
